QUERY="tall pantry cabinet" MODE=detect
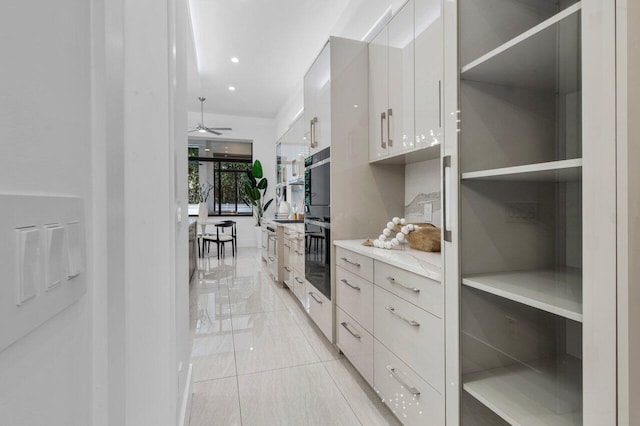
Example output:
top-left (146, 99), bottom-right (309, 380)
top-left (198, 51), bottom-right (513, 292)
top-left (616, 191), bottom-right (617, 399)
top-left (441, 0), bottom-right (617, 425)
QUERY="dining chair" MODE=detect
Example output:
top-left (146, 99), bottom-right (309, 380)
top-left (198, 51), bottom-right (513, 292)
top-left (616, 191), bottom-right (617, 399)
top-left (207, 221), bottom-right (236, 258)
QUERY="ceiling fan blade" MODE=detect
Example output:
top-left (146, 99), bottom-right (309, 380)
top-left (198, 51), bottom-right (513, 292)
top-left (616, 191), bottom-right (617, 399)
top-left (205, 128), bottom-right (222, 135)
top-left (209, 128), bottom-right (232, 131)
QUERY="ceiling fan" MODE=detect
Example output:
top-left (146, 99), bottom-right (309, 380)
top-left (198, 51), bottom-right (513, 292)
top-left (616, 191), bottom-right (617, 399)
top-left (188, 97), bottom-right (232, 135)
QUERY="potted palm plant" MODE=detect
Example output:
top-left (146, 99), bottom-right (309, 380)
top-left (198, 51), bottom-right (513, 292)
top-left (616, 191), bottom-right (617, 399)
top-left (242, 160), bottom-right (273, 247)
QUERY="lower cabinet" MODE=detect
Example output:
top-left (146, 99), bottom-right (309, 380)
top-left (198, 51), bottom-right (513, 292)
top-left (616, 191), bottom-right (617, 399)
top-left (306, 281), bottom-right (333, 341)
top-left (336, 307), bottom-right (374, 386)
top-left (374, 286), bottom-right (444, 392)
top-left (334, 244), bottom-right (444, 426)
top-left (374, 340), bottom-right (444, 426)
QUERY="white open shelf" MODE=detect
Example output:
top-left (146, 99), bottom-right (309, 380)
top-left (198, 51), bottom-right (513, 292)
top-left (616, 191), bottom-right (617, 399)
top-left (461, 3), bottom-right (581, 92)
top-left (461, 159), bottom-right (582, 182)
top-left (462, 268), bottom-right (582, 322)
top-left (464, 356), bottom-right (582, 426)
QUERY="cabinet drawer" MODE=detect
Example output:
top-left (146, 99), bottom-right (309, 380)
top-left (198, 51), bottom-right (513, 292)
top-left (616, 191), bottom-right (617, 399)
top-left (307, 283), bottom-right (333, 342)
top-left (336, 307), bottom-right (374, 386)
top-left (375, 261), bottom-right (443, 318)
top-left (336, 247), bottom-right (373, 282)
top-left (374, 340), bottom-right (444, 426)
top-left (291, 272), bottom-right (307, 306)
top-left (374, 286), bottom-right (444, 391)
top-left (291, 238), bottom-right (305, 272)
top-left (336, 267), bottom-right (374, 334)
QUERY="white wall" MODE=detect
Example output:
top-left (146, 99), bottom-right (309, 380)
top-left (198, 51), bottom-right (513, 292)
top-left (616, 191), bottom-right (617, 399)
top-left (188, 112), bottom-right (277, 246)
top-left (0, 0), bottom-right (92, 424)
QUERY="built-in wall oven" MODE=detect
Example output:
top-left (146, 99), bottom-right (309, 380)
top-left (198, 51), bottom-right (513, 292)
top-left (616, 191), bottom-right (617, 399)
top-left (304, 147), bottom-right (331, 300)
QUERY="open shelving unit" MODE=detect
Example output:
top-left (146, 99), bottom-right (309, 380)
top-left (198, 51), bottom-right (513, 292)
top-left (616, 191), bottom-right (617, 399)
top-left (463, 356), bottom-right (582, 426)
top-left (461, 159), bottom-right (582, 182)
top-left (461, 3), bottom-right (581, 92)
top-left (462, 268), bottom-right (582, 322)
top-left (458, 0), bottom-right (584, 423)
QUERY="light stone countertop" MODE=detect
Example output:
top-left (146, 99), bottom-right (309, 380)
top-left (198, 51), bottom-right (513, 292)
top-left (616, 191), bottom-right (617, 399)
top-left (333, 239), bottom-right (441, 282)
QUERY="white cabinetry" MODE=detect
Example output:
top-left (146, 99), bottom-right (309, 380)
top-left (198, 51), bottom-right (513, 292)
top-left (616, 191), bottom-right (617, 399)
top-left (442, 0), bottom-right (618, 424)
top-left (334, 242), bottom-right (444, 425)
top-left (369, 1), bottom-right (414, 160)
top-left (368, 27), bottom-right (389, 161)
top-left (306, 280), bottom-right (332, 341)
top-left (414, 0), bottom-right (443, 151)
top-left (369, 0), bottom-right (443, 163)
top-left (304, 43), bottom-right (331, 156)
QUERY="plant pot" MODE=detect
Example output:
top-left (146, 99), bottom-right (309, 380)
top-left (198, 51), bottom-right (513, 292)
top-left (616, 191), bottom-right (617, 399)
top-left (198, 202), bottom-right (208, 228)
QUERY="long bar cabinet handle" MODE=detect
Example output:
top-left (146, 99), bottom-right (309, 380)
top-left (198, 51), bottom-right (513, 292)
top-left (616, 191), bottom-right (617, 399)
top-left (340, 279), bottom-right (361, 291)
top-left (386, 365), bottom-right (421, 396)
top-left (442, 155), bottom-right (452, 242)
top-left (340, 257), bottom-right (360, 267)
top-left (308, 292), bottom-right (323, 304)
top-left (386, 276), bottom-right (420, 293)
top-left (340, 322), bottom-right (361, 339)
top-left (386, 306), bottom-right (420, 327)
top-left (387, 108), bottom-right (393, 147)
top-left (381, 111), bottom-right (387, 149)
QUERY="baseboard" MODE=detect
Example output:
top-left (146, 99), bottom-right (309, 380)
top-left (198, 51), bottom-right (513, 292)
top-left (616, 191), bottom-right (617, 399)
top-left (178, 363), bottom-right (193, 426)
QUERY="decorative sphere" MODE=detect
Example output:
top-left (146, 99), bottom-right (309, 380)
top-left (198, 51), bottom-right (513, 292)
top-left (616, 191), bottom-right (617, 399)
top-left (392, 217), bottom-right (400, 224)
top-left (379, 234), bottom-right (387, 241)
top-left (373, 240), bottom-right (380, 248)
top-left (386, 222), bottom-right (395, 230)
top-left (400, 218), bottom-right (407, 225)
top-left (401, 226), bottom-right (410, 235)
top-left (391, 238), bottom-right (400, 246)
top-left (384, 241), bottom-right (392, 249)
top-left (383, 228), bottom-right (392, 237)
top-left (396, 232), bottom-right (405, 241)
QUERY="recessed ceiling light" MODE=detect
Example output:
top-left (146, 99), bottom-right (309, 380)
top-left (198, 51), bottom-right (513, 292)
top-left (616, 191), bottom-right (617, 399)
top-left (353, 104), bottom-right (359, 108)
top-left (205, 148), bottom-right (211, 152)
top-left (228, 86), bottom-right (236, 91)
top-left (231, 57), bottom-right (239, 63)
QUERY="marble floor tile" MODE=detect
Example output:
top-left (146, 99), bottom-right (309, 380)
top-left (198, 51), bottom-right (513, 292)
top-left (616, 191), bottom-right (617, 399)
top-left (232, 311), bottom-right (320, 375)
top-left (237, 363), bottom-right (361, 426)
top-left (323, 359), bottom-right (400, 426)
top-left (228, 280), bottom-right (287, 315)
top-left (190, 248), bottom-right (399, 425)
top-left (190, 377), bottom-right (242, 426)
top-left (191, 333), bottom-right (236, 382)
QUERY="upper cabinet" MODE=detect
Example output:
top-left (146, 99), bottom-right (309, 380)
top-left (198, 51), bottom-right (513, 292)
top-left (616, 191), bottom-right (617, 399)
top-left (387, 0), bottom-right (415, 156)
top-left (369, 25), bottom-right (389, 160)
top-left (414, 0), bottom-right (443, 151)
top-left (369, 0), bottom-right (443, 163)
top-left (277, 116), bottom-right (308, 186)
top-left (304, 43), bottom-right (332, 156)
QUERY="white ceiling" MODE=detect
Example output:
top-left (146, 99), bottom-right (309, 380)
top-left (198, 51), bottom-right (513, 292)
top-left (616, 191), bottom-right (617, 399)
top-left (188, 0), bottom-right (352, 119)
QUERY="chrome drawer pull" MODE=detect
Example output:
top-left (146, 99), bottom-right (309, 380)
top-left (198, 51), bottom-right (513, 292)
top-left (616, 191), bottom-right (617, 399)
top-left (340, 257), bottom-right (361, 267)
top-left (295, 250), bottom-right (304, 255)
top-left (340, 279), bottom-right (361, 291)
top-left (386, 365), bottom-right (420, 396)
top-left (385, 306), bottom-right (420, 327)
top-left (268, 257), bottom-right (276, 262)
top-left (386, 276), bottom-right (420, 293)
top-left (308, 292), bottom-right (323, 304)
top-left (284, 266), bottom-right (292, 272)
top-left (340, 322), bottom-right (361, 339)
top-left (295, 277), bottom-right (304, 284)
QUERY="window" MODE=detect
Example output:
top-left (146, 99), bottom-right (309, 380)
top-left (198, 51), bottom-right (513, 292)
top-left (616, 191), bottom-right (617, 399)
top-left (188, 142), bottom-right (253, 216)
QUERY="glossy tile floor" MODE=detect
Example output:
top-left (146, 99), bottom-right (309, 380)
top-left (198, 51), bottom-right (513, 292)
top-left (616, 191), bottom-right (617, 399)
top-left (189, 248), bottom-right (400, 426)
